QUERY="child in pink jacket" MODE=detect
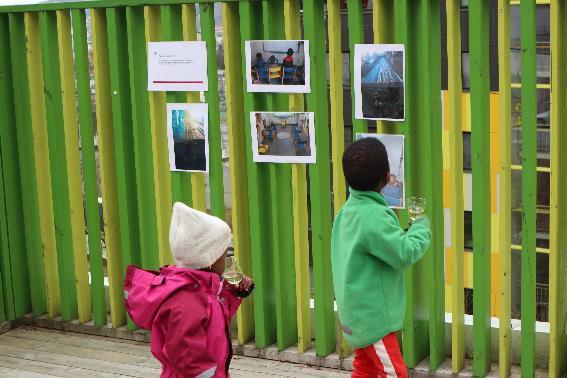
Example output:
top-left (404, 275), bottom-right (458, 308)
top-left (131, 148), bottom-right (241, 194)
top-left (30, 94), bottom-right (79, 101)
top-left (125, 202), bottom-right (254, 378)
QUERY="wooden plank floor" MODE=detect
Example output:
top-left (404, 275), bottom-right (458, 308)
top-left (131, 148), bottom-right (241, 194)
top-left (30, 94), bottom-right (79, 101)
top-left (0, 327), bottom-right (349, 377)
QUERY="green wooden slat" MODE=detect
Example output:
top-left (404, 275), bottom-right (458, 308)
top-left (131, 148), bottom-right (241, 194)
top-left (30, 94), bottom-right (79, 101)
top-left (446, 0), bottom-right (465, 371)
top-left (238, 0), bottom-right (277, 348)
top-left (469, 0), bottom-right (492, 374)
top-left (0, 13), bottom-right (26, 320)
top-left (7, 13), bottom-right (47, 316)
top-left (106, 7), bottom-right (141, 275)
top-left (520, 0), bottom-right (537, 374)
top-left (71, 8), bottom-right (107, 326)
top-left (418, 0), bottom-right (445, 369)
top-left (260, 0), bottom-right (298, 351)
top-left (0, 0), bottom-right (246, 13)
top-left (38, 10), bottom-right (79, 321)
top-left (161, 4), bottom-right (194, 207)
top-left (549, 0), bottom-right (567, 374)
top-left (303, 0), bottom-right (336, 356)
top-left (221, 1), bottom-right (254, 344)
top-left (347, 0), bottom-right (368, 136)
top-left (200, 3), bottom-right (225, 219)
top-left (0, 145), bottom-right (10, 321)
top-left (497, 0), bottom-right (512, 374)
top-left (394, 0), bottom-right (429, 367)
top-left (126, 5), bottom-right (160, 270)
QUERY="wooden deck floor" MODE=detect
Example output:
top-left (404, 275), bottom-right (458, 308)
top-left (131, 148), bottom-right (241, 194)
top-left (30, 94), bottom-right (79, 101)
top-left (0, 327), bottom-right (349, 377)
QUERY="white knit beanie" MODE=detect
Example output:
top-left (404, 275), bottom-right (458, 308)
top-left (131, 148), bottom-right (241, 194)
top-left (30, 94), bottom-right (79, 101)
top-left (169, 202), bottom-right (232, 269)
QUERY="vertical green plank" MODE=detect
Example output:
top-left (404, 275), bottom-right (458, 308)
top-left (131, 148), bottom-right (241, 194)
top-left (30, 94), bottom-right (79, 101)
top-left (469, 0), bottom-right (492, 373)
top-left (91, 8), bottom-right (126, 327)
top-left (549, 0), bottom-right (567, 375)
top-left (0, 163), bottom-right (8, 321)
top-left (347, 0), bottom-right (368, 136)
top-left (56, 9), bottom-right (92, 323)
top-left (126, 6), bottom-right (160, 270)
top-left (222, 1), bottom-right (254, 345)
top-left (238, 0), bottom-right (277, 348)
top-left (200, 3), bottom-right (225, 219)
top-left (71, 8), bottom-right (107, 327)
top-left (446, 0), bottom-right (465, 371)
top-left (520, 0), bottom-right (537, 374)
top-left (106, 7), bottom-right (141, 273)
top-left (0, 13), bottom-right (26, 320)
top-left (38, 10), bottom-right (79, 321)
top-left (261, 0), bottom-right (297, 351)
top-left (418, 0), bottom-right (445, 370)
top-left (497, 0), bottom-right (512, 374)
top-left (161, 4), bottom-right (194, 207)
top-left (304, 0), bottom-right (336, 356)
top-left (395, 0), bottom-right (429, 367)
top-left (285, 0), bottom-right (312, 354)
top-left (9, 14), bottom-right (47, 317)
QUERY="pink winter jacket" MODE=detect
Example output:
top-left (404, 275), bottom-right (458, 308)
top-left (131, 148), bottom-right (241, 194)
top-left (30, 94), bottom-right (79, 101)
top-left (124, 265), bottom-right (243, 378)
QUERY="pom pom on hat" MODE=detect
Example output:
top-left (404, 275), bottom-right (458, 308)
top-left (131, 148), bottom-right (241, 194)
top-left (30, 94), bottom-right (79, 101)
top-left (169, 202), bottom-right (232, 269)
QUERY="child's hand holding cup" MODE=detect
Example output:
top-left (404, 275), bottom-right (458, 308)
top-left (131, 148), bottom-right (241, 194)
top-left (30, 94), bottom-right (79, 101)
top-left (407, 197), bottom-right (427, 222)
top-left (224, 256), bottom-right (255, 297)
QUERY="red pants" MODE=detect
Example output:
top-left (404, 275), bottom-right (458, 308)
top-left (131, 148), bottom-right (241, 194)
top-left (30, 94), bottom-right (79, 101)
top-left (351, 332), bottom-right (407, 378)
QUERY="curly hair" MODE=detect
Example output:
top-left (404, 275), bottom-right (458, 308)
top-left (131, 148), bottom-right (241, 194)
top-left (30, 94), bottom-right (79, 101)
top-left (342, 138), bottom-right (390, 191)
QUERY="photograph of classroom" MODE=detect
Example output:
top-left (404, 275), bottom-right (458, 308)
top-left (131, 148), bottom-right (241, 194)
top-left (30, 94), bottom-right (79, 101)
top-left (248, 40), bottom-right (307, 86)
top-left (253, 112), bottom-right (314, 163)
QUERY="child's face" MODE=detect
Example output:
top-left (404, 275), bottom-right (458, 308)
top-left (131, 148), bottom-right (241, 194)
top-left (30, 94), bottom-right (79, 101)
top-left (209, 250), bottom-right (228, 276)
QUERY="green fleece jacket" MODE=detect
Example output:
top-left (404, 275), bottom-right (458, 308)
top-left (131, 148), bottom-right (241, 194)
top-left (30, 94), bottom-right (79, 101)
top-left (331, 189), bottom-right (432, 348)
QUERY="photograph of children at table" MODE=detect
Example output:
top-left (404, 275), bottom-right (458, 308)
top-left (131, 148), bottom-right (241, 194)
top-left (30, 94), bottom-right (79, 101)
top-left (246, 40), bottom-right (310, 93)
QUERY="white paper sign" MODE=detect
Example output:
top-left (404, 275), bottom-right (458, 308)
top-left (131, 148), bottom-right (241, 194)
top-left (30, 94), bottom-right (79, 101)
top-left (148, 41), bottom-right (208, 92)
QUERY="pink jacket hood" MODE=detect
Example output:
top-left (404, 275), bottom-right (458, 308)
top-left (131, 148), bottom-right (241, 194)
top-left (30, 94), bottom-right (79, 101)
top-left (124, 265), bottom-right (243, 378)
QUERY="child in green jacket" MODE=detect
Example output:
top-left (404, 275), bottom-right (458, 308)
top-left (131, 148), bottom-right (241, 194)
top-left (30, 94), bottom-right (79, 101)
top-left (331, 138), bottom-right (432, 377)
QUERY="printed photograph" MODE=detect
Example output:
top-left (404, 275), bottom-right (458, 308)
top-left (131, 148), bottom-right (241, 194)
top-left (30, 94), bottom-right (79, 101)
top-left (245, 40), bottom-right (310, 93)
top-left (167, 103), bottom-right (209, 172)
top-left (354, 44), bottom-right (405, 121)
top-left (356, 133), bottom-right (406, 208)
top-left (251, 112), bottom-right (316, 164)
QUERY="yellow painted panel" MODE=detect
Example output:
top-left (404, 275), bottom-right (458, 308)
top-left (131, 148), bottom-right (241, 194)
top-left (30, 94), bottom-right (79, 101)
top-left (464, 251), bottom-right (473, 288)
top-left (491, 173), bottom-right (498, 213)
top-left (462, 94), bottom-right (471, 132)
top-left (443, 170), bottom-right (452, 208)
top-left (56, 10), bottom-right (92, 323)
top-left (445, 247), bottom-right (454, 285)
top-left (24, 12), bottom-right (61, 319)
top-left (442, 130), bottom-right (450, 169)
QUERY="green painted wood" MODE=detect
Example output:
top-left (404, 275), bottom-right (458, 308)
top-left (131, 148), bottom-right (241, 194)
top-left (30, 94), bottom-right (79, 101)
top-left (38, 10), bottom-right (78, 321)
top-left (395, 0), bottom-right (429, 367)
top-left (106, 7), bottom-right (141, 275)
top-left (303, 0), bottom-right (336, 357)
top-left (549, 0), bottom-right (567, 374)
top-left (260, 0), bottom-right (298, 351)
top-left (520, 0), bottom-right (537, 374)
top-left (347, 0), bottom-right (368, 136)
top-left (0, 145), bottom-right (10, 321)
top-left (126, 6), bottom-right (161, 271)
top-left (200, 3), bottom-right (225, 220)
top-left (469, 0), bottom-right (492, 374)
top-left (238, 0), bottom-right (277, 348)
top-left (0, 0), bottom-right (248, 13)
top-left (161, 4), bottom-right (194, 207)
top-left (418, 0), bottom-right (445, 370)
top-left (106, 7), bottom-right (140, 330)
top-left (0, 14), bottom-right (27, 320)
top-left (221, 1), bottom-right (255, 344)
top-left (71, 8), bottom-right (107, 326)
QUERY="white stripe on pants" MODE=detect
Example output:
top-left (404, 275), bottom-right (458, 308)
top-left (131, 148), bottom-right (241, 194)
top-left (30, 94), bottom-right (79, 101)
top-left (374, 340), bottom-right (397, 377)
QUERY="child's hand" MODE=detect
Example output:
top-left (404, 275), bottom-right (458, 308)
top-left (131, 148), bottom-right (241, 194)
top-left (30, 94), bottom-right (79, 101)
top-left (238, 276), bottom-right (254, 292)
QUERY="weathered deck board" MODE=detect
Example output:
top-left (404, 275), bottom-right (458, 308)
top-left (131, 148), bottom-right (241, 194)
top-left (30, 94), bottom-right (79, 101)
top-left (0, 327), bottom-right (349, 377)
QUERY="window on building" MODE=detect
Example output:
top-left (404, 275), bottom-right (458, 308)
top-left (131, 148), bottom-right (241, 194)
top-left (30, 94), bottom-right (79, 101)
top-left (464, 211), bottom-right (473, 250)
top-left (464, 288), bottom-right (473, 315)
top-left (463, 132), bottom-right (471, 172)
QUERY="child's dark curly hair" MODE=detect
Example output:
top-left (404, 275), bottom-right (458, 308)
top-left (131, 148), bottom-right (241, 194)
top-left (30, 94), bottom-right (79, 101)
top-left (342, 138), bottom-right (390, 191)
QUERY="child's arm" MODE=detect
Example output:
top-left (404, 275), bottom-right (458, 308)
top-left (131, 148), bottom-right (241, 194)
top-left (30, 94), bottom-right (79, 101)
top-left (221, 277), bottom-right (255, 319)
top-left (366, 213), bottom-right (432, 270)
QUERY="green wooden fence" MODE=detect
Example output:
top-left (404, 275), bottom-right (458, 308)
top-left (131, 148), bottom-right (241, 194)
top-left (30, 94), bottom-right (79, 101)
top-left (0, 0), bottom-right (566, 376)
